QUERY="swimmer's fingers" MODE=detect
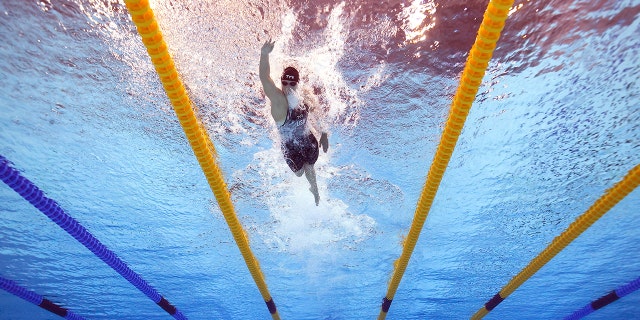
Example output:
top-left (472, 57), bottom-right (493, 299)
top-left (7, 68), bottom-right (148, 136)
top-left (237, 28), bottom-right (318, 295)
top-left (261, 39), bottom-right (275, 54)
top-left (320, 132), bottom-right (329, 153)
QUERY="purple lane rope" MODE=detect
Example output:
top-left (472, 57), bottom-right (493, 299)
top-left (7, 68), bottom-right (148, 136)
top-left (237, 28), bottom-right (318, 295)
top-left (0, 155), bottom-right (187, 320)
top-left (0, 276), bottom-right (86, 320)
top-left (563, 276), bottom-right (640, 320)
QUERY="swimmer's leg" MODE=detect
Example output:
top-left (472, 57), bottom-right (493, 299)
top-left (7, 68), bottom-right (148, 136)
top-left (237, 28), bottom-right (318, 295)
top-left (294, 169), bottom-right (304, 177)
top-left (303, 163), bottom-right (320, 206)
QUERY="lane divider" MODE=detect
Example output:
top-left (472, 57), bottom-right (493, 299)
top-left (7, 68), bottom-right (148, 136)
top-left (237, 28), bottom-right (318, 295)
top-left (0, 276), bottom-right (86, 320)
top-left (472, 164), bottom-right (640, 319)
top-left (563, 276), bottom-right (640, 320)
top-left (122, 1), bottom-right (280, 318)
top-left (377, 0), bottom-right (515, 318)
top-left (0, 155), bottom-right (186, 319)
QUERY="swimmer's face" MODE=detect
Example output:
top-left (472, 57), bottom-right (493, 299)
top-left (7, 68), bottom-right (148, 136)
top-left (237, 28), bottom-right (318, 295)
top-left (281, 80), bottom-right (297, 95)
top-left (281, 80), bottom-right (297, 88)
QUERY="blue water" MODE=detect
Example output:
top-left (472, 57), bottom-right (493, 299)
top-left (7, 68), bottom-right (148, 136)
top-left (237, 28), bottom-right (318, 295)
top-left (1, 0), bottom-right (639, 319)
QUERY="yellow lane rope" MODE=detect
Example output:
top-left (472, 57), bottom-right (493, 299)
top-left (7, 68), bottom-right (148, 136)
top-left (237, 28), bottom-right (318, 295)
top-left (471, 164), bottom-right (640, 319)
top-left (377, 0), bottom-right (514, 319)
top-left (123, 1), bottom-right (280, 318)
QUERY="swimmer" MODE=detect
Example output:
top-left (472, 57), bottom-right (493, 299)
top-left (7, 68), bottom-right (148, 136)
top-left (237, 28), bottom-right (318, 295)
top-left (259, 39), bottom-right (329, 206)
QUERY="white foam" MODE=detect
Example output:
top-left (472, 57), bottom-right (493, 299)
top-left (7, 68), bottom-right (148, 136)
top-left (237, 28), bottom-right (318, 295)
top-left (244, 145), bottom-right (375, 255)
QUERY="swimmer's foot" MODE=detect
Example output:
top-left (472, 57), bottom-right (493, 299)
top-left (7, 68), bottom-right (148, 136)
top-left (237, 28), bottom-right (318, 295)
top-left (310, 187), bottom-right (320, 206)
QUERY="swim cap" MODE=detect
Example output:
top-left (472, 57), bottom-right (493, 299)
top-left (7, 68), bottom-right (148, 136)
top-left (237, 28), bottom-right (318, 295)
top-left (281, 67), bottom-right (299, 82)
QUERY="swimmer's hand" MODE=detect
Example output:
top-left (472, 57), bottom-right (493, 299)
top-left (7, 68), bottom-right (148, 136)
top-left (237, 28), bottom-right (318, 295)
top-left (261, 39), bottom-right (275, 55)
top-left (319, 132), bottom-right (329, 153)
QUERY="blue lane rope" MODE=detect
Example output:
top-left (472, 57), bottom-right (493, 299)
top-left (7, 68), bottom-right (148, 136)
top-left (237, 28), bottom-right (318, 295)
top-left (0, 276), bottom-right (86, 320)
top-left (0, 155), bottom-right (187, 320)
top-left (563, 276), bottom-right (640, 320)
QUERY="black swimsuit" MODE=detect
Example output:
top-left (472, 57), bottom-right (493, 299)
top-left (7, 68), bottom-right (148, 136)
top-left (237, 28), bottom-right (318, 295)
top-left (280, 103), bottom-right (319, 172)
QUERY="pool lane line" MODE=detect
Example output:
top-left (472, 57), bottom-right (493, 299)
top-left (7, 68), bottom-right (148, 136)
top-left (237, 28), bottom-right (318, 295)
top-left (472, 164), bottom-right (640, 319)
top-left (377, 0), bottom-right (515, 319)
top-left (0, 156), bottom-right (187, 320)
top-left (122, 0), bottom-right (280, 319)
top-left (563, 276), bottom-right (640, 320)
top-left (0, 276), bottom-right (86, 320)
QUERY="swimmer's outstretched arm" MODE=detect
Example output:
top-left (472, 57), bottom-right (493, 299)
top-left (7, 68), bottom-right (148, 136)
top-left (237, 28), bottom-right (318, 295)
top-left (259, 39), bottom-right (276, 90)
top-left (259, 39), bottom-right (287, 124)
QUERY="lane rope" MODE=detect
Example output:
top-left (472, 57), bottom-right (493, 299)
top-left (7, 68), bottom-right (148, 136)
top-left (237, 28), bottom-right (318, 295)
top-left (0, 155), bottom-right (187, 319)
top-left (472, 164), bottom-right (640, 319)
top-left (122, 1), bottom-right (280, 318)
top-left (563, 276), bottom-right (640, 320)
top-left (0, 276), bottom-right (86, 320)
top-left (377, 0), bottom-right (515, 318)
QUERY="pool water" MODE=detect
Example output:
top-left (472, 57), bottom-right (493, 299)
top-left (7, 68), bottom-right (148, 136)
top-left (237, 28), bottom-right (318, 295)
top-left (1, 0), bottom-right (639, 319)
